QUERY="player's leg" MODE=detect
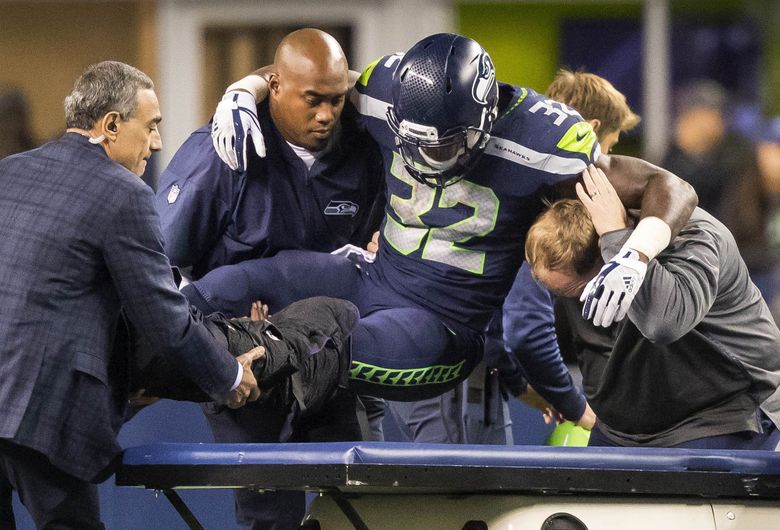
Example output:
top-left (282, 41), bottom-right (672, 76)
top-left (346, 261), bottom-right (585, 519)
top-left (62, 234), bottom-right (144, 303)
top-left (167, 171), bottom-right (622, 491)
top-left (355, 395), bottom-right (386, 441)
top-left (386, 371), bottom-right (513, 445)
top-left (0, 440), bottom-right (103, 530)
top-left (182, 250), bottom-right (363, 317)
top-left (293, 388), bottom-right (364, 442)
top-left (386, 389), bottom-right (466, 443)
top-left (348, 307), bottom-right (484, 401)
top-left (0, 460), bottom-right (16, 529)
top-left (206, 297), bottom-right (363, 530)
top-left (130, 297), bottom-right (360, 529)
top-left (195, 297), bottom-right (360, 530)
top-left (463, 366), bottom-right (514, 445)
top-left (257, 296), bottom-right (359, 432)
top-left (131, 297), bottom-right (359, 420)
top-left (203, 402), bottom-right (305, 530)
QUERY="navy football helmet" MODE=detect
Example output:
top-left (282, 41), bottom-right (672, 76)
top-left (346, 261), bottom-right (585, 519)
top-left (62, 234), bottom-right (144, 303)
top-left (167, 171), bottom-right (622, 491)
top-left (387, 33), bottom-right (498, 187)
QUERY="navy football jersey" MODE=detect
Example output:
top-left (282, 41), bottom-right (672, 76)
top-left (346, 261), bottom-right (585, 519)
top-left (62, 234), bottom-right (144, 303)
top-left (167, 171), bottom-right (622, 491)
top-left (352, 54), bottom-right (599, 330)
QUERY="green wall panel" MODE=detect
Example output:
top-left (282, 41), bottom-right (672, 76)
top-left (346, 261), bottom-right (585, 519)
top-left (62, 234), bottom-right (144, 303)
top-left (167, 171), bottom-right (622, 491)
top-left (457, 1), bottom-right (777, 113)
top-left (457, 2), bottom-right (641, 91)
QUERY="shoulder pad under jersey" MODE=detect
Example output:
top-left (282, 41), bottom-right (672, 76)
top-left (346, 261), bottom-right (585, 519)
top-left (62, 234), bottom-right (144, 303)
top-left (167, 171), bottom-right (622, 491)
top-left (485, 85), bottom-right (599, 176)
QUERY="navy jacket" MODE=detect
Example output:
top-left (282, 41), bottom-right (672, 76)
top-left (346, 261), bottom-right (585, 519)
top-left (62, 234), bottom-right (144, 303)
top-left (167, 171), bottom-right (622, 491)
top-left (155, 101), bottom-right (384, 279)
top-left (0, 134), bottom-right (239, 481)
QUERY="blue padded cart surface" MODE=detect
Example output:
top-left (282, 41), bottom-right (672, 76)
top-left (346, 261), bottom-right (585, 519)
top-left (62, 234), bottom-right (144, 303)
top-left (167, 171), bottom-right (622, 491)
top-left (118, 442), bottom-right (780, 498)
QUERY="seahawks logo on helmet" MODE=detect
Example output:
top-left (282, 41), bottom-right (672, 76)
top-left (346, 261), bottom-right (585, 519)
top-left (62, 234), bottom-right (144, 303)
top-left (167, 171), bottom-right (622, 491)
top-left (472, 54), bottom-right (496, 105)
top-left (387, 33), bottom-right (500, 188)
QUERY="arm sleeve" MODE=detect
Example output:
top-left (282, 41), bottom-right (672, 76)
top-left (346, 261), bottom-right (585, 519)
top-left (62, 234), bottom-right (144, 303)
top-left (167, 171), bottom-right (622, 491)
top-left (154, 131), bottom-right (237, 269)
top-left (106, 183), bottom-right (239, 400)
top-left (349, 54), bottom-right (400, 147)
top-left (482, 314), bottom-right (527, 397)
top-left (600, 221), bottom-right (720, 344)
top-left (502, 263), bottom-right (587, 420)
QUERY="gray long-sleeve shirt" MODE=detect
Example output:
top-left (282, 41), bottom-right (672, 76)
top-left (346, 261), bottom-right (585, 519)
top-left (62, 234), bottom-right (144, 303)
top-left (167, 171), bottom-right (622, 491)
top-left (572, 207), bottom-right (780, 446)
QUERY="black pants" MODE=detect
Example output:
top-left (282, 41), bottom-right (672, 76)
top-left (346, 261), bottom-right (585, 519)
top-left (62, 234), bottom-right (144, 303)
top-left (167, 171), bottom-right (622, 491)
top-left (131, 297), bottom-right (359, 432)
top-left (131, 297), bottom-right (362, 530)
top-left (203, 386), bottom-right (364, 530)
top-left (0, 439), bottom-right (103, 530)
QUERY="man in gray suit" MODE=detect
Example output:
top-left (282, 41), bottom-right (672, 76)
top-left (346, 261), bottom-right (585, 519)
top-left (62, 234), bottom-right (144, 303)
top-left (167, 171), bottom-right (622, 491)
top-left (0, 61), bottom-right (263, 529)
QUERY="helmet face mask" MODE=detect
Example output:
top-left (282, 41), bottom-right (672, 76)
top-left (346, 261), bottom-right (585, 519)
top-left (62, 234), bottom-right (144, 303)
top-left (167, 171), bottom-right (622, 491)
top-left (387, 33), bottom-right (498, 188)
top-left (387, 110), bottom-right (490, 187)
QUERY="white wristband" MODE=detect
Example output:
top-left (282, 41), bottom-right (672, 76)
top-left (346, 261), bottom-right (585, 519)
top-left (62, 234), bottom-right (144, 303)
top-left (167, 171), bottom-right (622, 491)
top-left (229, 361), bottom-right (243, 391)
top-left (623, 216), bottom-right (672, 260)
top-left (226, 74), bottom-right (267, 99)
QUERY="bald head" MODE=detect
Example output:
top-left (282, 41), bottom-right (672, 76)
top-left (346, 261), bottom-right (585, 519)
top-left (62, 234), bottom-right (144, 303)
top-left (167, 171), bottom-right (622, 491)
top-left (269, 28), bottom-right (349, 151)
top-left (274, 28), bottom-right (348, 76)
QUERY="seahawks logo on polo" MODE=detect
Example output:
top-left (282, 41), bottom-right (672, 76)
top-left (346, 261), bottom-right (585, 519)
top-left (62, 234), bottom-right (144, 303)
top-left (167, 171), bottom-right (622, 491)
top-left (324, 200), bottom-right (359, 217)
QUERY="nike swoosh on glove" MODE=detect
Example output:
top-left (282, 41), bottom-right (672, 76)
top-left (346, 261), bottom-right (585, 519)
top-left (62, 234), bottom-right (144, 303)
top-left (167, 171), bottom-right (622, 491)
top-left (211, 90), bottom-right (266, 172)
top-left (580, 248), bottom-right (647, 328)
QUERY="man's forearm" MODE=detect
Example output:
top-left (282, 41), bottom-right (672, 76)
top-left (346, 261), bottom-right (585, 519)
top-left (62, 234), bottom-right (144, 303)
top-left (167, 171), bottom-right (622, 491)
top-left (638, 170), bottom-right (696, 238)
top-left (596, 154), bottom-right (697, 238)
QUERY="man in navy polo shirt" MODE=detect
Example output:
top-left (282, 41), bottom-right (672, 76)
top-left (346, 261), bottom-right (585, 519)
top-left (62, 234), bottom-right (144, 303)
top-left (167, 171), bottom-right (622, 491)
top-left (155, 28), bottom-right (384, 530)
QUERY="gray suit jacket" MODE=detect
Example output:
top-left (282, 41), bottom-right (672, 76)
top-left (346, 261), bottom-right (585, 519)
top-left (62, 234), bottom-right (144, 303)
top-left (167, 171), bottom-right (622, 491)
top-left (0, 133), bottom-right (239, 481)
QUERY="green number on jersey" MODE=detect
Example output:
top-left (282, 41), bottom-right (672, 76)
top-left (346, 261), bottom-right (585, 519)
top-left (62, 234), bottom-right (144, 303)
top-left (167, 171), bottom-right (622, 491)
top-left (383, 153), bottom-right (499, 274)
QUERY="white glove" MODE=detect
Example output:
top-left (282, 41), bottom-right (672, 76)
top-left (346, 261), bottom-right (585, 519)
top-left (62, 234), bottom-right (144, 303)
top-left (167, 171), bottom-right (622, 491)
top-left (330, 244), bottom-right (376, 264)
top-left (211, 90), bottom-right (266, 172)
top-left (580, 248), bottom-right (647, 327)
